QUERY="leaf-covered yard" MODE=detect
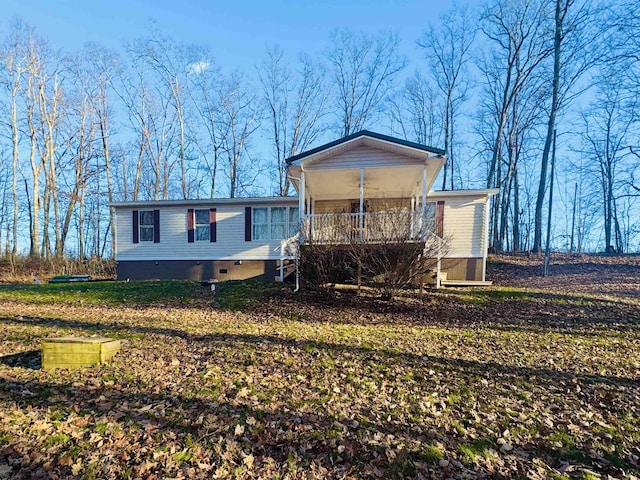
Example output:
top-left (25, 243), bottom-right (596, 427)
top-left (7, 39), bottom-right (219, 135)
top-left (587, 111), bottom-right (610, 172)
top-left (0, 255), bottom-right (639, 479)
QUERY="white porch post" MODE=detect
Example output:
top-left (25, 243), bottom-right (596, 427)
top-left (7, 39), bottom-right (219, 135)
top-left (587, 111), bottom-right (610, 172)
top-left (421, 165), bottom-right (427, 236)
top-left (299, 171), bottom-right (306, 236)
top-left (279, 241), bottom-right (285, 282)
top-left (410, 197), bottom-right (415, 239)
top-left (415, 186), bottom-right (420, 231)
top-left (359, 168), bottom-right (364, 238)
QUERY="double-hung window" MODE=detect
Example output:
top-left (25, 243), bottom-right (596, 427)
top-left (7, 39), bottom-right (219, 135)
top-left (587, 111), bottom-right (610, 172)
top-left (270, 207), bottom-right (287, 239)
top-left (425, 202), bottom-right (436, 234)
top-left (252, 207), bottom-right (269, 240)
top-left (139, 210), bottom-right (155, 242)
top-left (194, 209), bottom-right (210, 241)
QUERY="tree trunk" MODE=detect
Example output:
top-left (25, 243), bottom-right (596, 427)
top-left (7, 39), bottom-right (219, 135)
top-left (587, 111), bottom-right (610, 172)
top-left (534, 0), bottom-right (563, 253)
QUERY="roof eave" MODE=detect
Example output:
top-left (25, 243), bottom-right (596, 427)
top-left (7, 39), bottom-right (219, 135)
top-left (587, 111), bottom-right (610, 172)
top-left (109, 196), bottom-right (299, 208)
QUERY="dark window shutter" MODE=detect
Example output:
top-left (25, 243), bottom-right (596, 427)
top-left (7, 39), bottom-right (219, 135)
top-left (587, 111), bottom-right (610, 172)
top-left (244, 207), bottom-right (252, 241)
top-left (153, 209), bottom-right (160, 243)
top-left (436, 201), bottom-right (445, 237)
top-left (187, 209), bottom-right (194, 243)
top-left (210, 208), bottom-right (217, 242)
top-left (132, 210), bottom-right (139, 244)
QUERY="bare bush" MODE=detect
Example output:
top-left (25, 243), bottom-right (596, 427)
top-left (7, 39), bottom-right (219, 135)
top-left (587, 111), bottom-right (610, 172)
top-left (0, 255), bottom-right (116, 283)
top-left (298, 199), bottom-right (450, 300)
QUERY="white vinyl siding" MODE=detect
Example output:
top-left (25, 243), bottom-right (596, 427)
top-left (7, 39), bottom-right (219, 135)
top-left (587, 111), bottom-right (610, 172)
top-left (304, 145), bottom-right (425, 171)
top-left (115, 201), bottom-right (297, 261)
top-left (314, 200), bottom-right (350, 214)
top-left (431, 196), bottom-right (486, 257)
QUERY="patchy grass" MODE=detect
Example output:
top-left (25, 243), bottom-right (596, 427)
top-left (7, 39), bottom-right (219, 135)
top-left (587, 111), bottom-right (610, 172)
top-left (214, 279), bottom-right (286, 311)
top-left (0, 280), bottom-right (205, 307)
top-left (0, 256), bottom-right (639, 479)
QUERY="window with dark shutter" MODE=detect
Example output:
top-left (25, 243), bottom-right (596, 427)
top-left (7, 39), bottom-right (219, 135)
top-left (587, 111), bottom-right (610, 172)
top-left (209, 208), bottom-right (217, 242)
top-left (244, 207), bottom-right (252, 241)
top-left (132, 210), bottom-right (139, 243)
top-left (187, 209), bottom-right (195, 243)
top-left (153, 209), bottom-right (160, 243)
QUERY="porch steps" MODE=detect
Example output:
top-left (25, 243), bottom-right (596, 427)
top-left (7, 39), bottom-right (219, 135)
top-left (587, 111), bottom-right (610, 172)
top-left (275, 260), bottom-right (296, 282)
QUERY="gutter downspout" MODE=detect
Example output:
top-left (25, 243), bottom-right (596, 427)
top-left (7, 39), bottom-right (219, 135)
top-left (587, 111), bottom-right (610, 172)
top-left (359, 168), bottom-right (364, 238)
top-left (287, 172), bottom-right (304, 293)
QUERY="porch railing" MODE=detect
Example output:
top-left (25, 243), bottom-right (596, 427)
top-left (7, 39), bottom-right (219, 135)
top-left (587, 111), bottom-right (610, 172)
top-left (301, 211), bottom-right (436, 244)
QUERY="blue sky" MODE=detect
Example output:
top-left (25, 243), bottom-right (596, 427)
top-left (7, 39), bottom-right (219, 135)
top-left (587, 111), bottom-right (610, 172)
top-left (3, 0), bottom-right (457, 70)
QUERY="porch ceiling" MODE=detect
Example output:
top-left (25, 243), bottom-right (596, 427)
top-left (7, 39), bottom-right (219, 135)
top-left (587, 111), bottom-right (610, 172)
top-left (304, 165), bottom-right (426, 200)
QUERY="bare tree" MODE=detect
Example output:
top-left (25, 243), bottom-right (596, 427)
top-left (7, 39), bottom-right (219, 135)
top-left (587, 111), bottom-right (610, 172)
top-left (36, 55), bottom-right (66, 258)
top-left (419, 3), bottom-right (476, 190)
top-left (327, 29), bottom-right (406, 136)
top-left (131, 28), bottom-right (199, 199)
top-left (117, 45), bottom-right (179, 201)
top-left (258, 45), bottom-right (328, 195)
top-left (579, 74), bottom-right (636, 253)
top-left (0, 24), bottom-right (27, 257)
top-left (77, 44), bottom-right (121, 257)
top-left (186, 50), bottom-right (223, 198)
top-left (479, 0), bottom-right (553, 251)
top-left (218, 72), bottom-right (262, 198)
top-left (387, 71), bottom-right (443, 147)
top-left (19, 27), bottom-right (49, 257)
top-left (533, 0), bottom-right (604, 252)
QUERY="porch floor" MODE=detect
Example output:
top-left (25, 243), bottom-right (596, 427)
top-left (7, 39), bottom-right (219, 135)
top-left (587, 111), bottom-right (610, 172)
top-left (440, 280), bottom-right (493, 287)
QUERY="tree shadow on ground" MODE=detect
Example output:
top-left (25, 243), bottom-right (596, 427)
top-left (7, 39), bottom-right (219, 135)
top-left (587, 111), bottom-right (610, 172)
top-left (0, 332), bottom-right (637, 479)
top-left (488, 260), bottom-right (640, 298)
top-left (0, 350), bottom-right (40, 370)
top-left (249, 287), bottom-right (640, 335)
top-left (1, 315), bottom-right (637, 390)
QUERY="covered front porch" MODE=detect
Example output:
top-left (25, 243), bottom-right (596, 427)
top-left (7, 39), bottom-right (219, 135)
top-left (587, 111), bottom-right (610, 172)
top-left (292, 162), bottom-right (442, 245)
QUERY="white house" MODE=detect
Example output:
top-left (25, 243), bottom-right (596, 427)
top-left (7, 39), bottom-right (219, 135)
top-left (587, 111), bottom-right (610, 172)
top-left (112, 131), bottom-right (497, 284)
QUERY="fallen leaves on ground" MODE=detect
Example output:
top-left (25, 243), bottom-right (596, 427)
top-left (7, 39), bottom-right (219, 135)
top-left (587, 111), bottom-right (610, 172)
top-left (0, 255), bottom-right (638, 479)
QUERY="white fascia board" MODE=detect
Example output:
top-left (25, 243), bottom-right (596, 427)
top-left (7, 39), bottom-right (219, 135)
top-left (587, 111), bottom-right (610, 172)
top-left (427, 188), bottom-right (499, 198)
top-left (110, 196), bottom-right (299, 208)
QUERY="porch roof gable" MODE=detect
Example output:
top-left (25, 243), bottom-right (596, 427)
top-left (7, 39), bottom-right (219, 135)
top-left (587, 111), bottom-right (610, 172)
top-left (285, 130), bottom-right (445, 166)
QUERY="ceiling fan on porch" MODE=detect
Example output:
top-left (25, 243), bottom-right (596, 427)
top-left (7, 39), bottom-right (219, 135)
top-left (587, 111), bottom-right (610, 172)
top-left (345, 182), bottom-right (381, 194)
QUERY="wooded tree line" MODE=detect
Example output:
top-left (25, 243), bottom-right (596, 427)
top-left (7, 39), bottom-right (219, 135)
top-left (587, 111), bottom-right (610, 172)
top-left (0, 0), bottom-right (638, 259)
